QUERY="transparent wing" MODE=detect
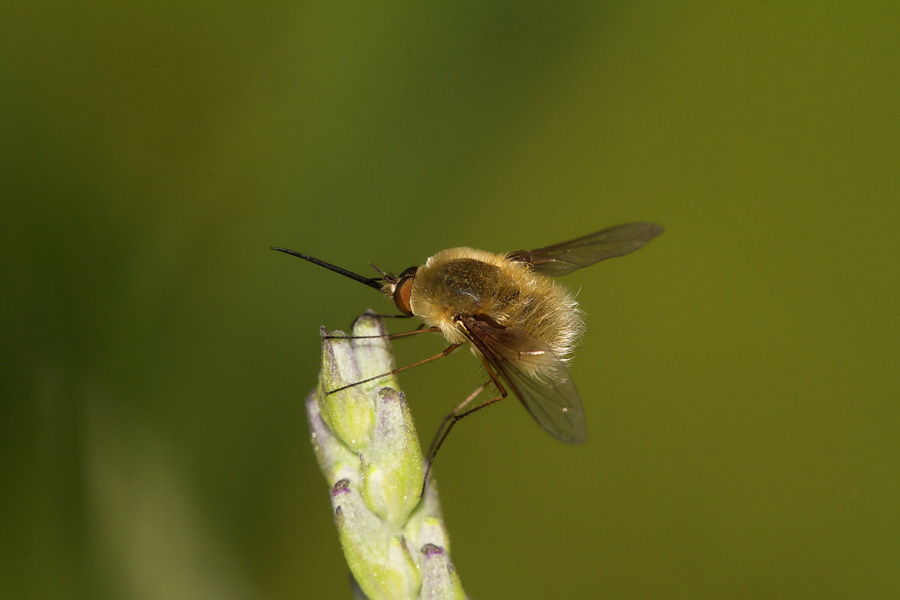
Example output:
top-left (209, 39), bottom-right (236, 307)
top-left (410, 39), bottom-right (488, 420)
top-left (463, 317), bottom-right (586, 444)
top-left (507, 222), bottom-right (663, 276)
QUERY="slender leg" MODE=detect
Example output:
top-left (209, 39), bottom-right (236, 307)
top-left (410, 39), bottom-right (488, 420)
top-left (422, 364), bottom-right (509, 494)
top-left (327, 343), bottom-right (462, 395)
top-left (427, 382), bottom-right (489, 459)
top-left (324, 326), bottom-right (440, 341)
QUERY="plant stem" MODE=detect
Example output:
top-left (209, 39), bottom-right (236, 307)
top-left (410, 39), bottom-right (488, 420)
top-left (307, 313), bottom-right (466, 600)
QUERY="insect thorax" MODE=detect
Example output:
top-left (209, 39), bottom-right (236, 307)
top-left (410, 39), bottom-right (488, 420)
top-left (410, 247), bottom-right (582, 358)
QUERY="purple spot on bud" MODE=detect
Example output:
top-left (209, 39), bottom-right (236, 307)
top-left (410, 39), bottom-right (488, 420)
top-left (378, 387), bottom-right (399, 401)
top-left (331, 479), bottom-right (351, 497)
top-left (421, 543), bottom-right (445, 557)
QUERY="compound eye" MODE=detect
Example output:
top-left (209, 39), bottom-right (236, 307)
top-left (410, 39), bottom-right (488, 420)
top-left (393, 275), bottom-right (415, 316)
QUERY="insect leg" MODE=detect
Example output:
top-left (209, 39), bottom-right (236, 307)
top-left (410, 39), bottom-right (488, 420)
top-left (426, 381), bottom-right (490, 460)
top-left (326, 343), bottom-right (462, 395)
top-left (323, 326), bottom-right (439, 341)
top-left (422, 361), bottom-right (509, 493)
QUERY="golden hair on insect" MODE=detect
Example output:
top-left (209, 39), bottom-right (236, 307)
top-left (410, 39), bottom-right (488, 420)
top-left (404, 246), bottom-right (582, 376)
top-left (273, 222), bottom-right (662, 478)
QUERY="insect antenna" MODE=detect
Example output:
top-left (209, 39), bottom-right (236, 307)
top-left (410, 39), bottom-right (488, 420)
top-left (368, 261), bottom-right (389, 278)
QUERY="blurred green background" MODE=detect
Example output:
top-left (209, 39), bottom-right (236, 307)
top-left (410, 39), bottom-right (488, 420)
top-left (2, 3), bottom-right (897, 599)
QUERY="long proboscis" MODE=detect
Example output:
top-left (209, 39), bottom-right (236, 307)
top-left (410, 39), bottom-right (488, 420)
top-left (271, 247), bottom-right (384, 291)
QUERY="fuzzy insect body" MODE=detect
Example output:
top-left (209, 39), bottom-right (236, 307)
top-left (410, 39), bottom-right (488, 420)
top-left (405, 247), bottom-right (582, 370)
top-left (273, 222), bottom-right (662, 448)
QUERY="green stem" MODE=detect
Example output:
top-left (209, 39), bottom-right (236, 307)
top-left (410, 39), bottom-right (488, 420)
top-left (307, 313), bottom-right (466, 600)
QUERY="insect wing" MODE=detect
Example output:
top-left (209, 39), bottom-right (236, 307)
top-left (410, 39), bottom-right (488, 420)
top-left (465, 318), bottom-right (587, 444)
top-left (508, 222), bottom-right (663, 276)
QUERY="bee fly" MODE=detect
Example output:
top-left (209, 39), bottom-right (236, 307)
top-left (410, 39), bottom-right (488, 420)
top-left (273, 222), bottom-right (662, 481)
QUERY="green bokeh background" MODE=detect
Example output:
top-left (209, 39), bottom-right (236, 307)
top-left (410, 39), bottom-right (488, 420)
top-left (2, 3), bottom-right (897, 599)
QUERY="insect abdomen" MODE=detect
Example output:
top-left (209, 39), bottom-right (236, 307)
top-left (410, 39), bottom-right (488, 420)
top-left (409, 247), bottom-right (582, 359)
